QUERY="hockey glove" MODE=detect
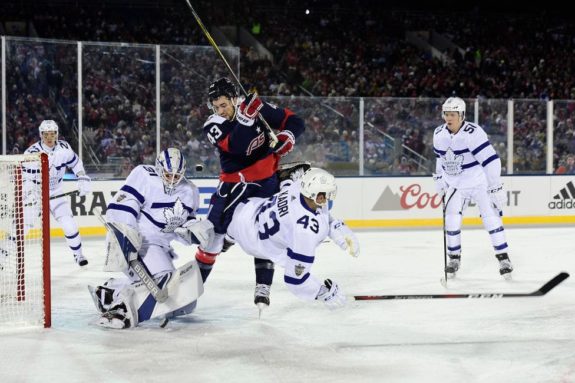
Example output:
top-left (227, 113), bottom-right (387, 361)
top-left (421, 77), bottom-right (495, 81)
top-left (316, 279), bottom-right (346, 309)
top-left (239, 92), bottom-right (263, 119)
top-left (174, 218), bottom-right (215, 249)
top-left (432, 173), bottom-right (447, 196)
top-left (487, 183), bottom-right (506, 212)
top-left (273, 130), bottom-right (295, 157)
top-left (77, 173), bottom-right (92, 196)
top-left (329, 219), bottom-right (360, 257)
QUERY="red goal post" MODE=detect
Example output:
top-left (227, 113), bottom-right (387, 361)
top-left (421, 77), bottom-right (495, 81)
top-left (0, 153), bottom-right (51, 329)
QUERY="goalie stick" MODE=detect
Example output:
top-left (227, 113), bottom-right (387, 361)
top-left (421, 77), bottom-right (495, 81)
top-left (354, 272), bottom-right (569, 300)
top-left (94, 208), bottom-right (168, 303)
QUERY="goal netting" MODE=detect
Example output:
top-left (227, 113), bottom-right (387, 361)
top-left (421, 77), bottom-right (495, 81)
top-left (0, 153), bottom-right (50, 329)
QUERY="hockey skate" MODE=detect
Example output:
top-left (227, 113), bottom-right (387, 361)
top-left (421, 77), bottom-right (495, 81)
top-left (277, 161), bottom-right (311, 182)
top-left (254, 283), bottom-right (271, 317)
top-left (97, 289), bottom-right (137, 329)
top-left (445, 254), bottom-right (461, 279)
top-left (74, 253), bottom-right (88, 267)
top-left (98, 303), bottom-right (132, 329)
top-left (88, 285), bottom-right (115, 313)
top-left (496, 253), bottom-right (513, 280)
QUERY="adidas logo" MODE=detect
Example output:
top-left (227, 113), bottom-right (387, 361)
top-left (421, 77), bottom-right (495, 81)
top-left (549, 181), bottom-right (575, 209)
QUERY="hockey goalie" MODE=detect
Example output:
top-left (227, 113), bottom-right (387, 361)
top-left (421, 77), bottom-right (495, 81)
top-left (89, 148), bottom-right (214, 329)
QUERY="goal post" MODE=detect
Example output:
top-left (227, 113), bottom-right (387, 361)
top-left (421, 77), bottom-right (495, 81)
top-left (0, 153), bottom-right (51, 329)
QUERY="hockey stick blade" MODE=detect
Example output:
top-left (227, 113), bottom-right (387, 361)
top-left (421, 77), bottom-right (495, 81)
top-left (354, 272), bottom-right (569, 300)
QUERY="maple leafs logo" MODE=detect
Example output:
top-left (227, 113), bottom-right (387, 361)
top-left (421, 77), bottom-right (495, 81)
top-left (443, 148), bottom-right (464, 176)
top-left (161, 197), bottom-right (187, 233)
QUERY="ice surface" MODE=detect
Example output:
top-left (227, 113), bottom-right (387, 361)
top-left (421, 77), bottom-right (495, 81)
top-left (1, 227), bottom-right (573, 383)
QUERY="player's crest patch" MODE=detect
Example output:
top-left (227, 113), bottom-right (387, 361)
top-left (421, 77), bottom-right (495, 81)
top-left (162, 198), bottom-right (187, 233)
top-left (294, 264), bottom-right (305, 277)
top-left (443, 148), bottom-right (464, 176)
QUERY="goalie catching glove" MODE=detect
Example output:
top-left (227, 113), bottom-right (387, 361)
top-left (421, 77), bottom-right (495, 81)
top-left (329, 219), bottom-right (360, 257)
top-left (174, 218), bottom-right (215, 249)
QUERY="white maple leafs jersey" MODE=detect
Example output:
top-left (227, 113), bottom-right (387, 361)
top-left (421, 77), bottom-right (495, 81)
top-left (433, 121), bottom-right (502, 189)
top-left (106, 165), bottom-right (200, 248)
top-left (24, 140), bottom-right (86, 196)
top-left (227, 180), bottom-right (330, 301)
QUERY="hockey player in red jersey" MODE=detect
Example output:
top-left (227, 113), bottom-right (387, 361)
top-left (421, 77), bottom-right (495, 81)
top-left (195, 78), bottom-right (305, 310)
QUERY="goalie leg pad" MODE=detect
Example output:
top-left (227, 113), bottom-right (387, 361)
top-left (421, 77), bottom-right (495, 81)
top-left (131, 261), bottom-right (204, 324)
top-left (104, 222), bottom-right (142, 272)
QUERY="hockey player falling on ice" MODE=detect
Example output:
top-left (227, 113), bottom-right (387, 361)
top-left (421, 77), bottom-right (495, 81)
top-left (226, 167), bottom-right (360, 311)
top-left (195, 78), bottom-right (305, 310)
top-left (90, 148), bottom-right (214, 329)
top-left (432, 97), bottom-right (513, 279)
top-left (18, 120), bottom-right (92, 267)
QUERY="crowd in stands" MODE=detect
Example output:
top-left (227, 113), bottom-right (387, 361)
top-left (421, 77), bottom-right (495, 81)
top-left (2, 0), bottom-right (575, 175)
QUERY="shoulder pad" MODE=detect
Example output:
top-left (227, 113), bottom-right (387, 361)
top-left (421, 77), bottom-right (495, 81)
top-left (203, 114), bottom-right (227, 128)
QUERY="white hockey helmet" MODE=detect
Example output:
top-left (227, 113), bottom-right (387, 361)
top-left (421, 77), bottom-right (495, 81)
top-left (300, 167), bottom-right (337, 207)
top-left (442, 97), bottom-right (466, 121)
top-left (39, 120), bottom-right (59, 137)
top-left (155, 148), bottom-right (186, 194)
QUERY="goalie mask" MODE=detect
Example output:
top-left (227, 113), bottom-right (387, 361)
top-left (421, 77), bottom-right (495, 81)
top-left (300, 168), bottom-right (337, 207)
top-left (156, 148), bottom-right (186, 195)
top-left (39, 120), bottom-right (59, 147)
top-left (441, 97), bottom-right (466, 122)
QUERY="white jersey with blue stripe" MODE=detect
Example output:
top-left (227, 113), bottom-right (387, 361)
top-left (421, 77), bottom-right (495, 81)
top-left (227, 180), bottom-right (330, 301)
top-left (106, 165), bottom-right (199, 248)
top-left (24, 140), bottom-right (86, 196)
top-left (433, 121), bottom-right (502, 189)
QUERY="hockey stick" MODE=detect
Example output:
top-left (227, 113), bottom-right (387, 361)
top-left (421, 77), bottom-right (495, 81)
top-left (24, 189), bottom-right (80, 207)
top-left (440, 188), bottom-right (457, 286)
top-left (442, 194), bottom-right (447, 283)
top-left (50, 189), bottom-right (79, 200)
top-left (94, 208), bottom-right (168, 303)
top-left (183, 0), bottom-right (279, 147)
top-left (354, 272), bottom-right (569, 300)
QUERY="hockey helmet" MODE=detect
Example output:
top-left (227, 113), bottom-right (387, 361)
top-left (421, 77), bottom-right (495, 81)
top-left (39, 120), bottom-right (59, 136)
top-left (208, 78), bottom-right (238, 102)
top-left (300, 167), bottom-right (337, 207)
top-left (442, 97), bottom-right (466, 121)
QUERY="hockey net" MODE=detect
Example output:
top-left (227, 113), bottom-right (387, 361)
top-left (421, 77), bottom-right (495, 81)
top-left (0, 153), bottom-right (50, 329)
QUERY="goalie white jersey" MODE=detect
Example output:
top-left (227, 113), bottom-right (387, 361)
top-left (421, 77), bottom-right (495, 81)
top-left (24, 140), bottom-right (86, 196)
top-left (227, 180), bottom-right (330, 301)
top-left (106, 165), bottom-right (200, 248)
top-left (433, 121), bottom-right (502, 189)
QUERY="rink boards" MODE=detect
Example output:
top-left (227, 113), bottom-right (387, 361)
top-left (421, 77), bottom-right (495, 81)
top-left (48, 175), bottom-right (575, 236)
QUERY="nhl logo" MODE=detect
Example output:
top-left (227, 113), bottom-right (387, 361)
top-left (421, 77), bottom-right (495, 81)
top-left (294, 264), bottom-right (305, 277)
